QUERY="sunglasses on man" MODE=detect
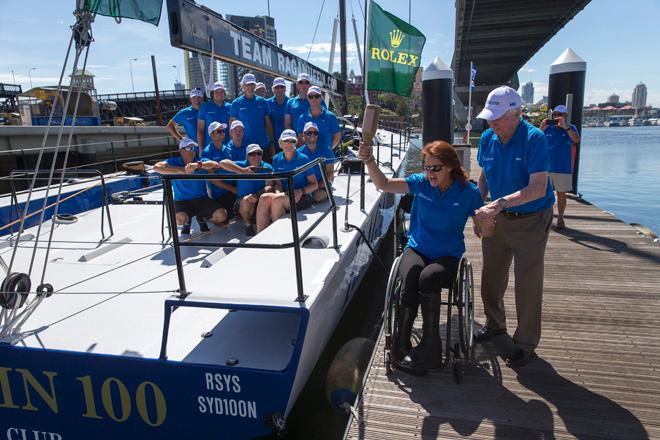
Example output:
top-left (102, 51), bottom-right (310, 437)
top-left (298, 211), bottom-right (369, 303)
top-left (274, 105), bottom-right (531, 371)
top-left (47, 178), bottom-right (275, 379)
top-left (281, 139), bottom-right (297, 144)
top-left (181, 145), bottom-right (196, 152)
top-left (305, 131), bottom-right (319, 136)
top-left (248, 151), bottom-right (263, 157)
top-left (298, 80), bottom-right (310, 85)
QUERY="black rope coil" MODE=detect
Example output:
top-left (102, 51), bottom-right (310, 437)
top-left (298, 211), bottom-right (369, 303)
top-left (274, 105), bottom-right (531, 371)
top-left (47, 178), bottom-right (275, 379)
top-left (0, 273), bottom-right (31, 310)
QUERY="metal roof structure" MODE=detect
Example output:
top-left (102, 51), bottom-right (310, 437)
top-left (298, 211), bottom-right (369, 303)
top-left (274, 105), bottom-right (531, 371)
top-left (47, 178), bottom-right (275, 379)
top-left (452, 0), bottom-right (592, 121)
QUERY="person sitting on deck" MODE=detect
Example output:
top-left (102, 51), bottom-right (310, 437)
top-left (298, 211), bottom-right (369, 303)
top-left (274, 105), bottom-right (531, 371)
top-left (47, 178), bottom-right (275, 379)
top-left (297, 121), bottom-right (335, 203)
top-left (154, 137), bottom-right (228, 235)
top-left (296, 85), bottom-right (341, 152)
top-left (219, 144), bottom-right (274, 236)
top-left (166, 88), bottom-right (203, 146)
top-left (202, 121), bottom-right (237, 213)
top-left (359, 140), bottom-right (484, 375)
top-left (256, 130), bottom-right (318, 233)
top-left (227, 120), bottom-right (248, 161)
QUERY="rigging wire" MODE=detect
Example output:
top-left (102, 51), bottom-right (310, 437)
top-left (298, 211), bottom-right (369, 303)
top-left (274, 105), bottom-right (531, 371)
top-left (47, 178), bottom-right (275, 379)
top-left (307, 0), bottom-right (327, 62)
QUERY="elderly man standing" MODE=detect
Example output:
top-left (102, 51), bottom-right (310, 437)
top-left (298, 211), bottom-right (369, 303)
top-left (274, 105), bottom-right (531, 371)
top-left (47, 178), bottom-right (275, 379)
top-left (540, 104), bottom-right (581, 229)
top-left (197, 82), bottom-right (231, 153)
top-left (473, 86), bottom-right (555, 368)
top-left (229, 73), bottom-right (275, 159)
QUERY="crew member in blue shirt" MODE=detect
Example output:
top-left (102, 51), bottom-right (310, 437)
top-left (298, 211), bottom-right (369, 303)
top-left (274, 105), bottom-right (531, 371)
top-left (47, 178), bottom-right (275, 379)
top-left (359, 140), bottom-right (484, 375)
top-left (473, 86), bottom-right (556, 369)
top-left (256, 129), bottom-right (318, 233)
top-left (284, 73), bottom-right (327, 138)
top-left (298, 122), bottom-right (335, 203)
top-left (540, 104), bottom-right (580, 229)
top-left (202, 121), bottom-right (237, 210)
top-left (153, 137), bottom-right (228, 235)
top-left (219, 144), bottom-right (274, 236)
top-left (227, 120), bottom-right (247, 161)
top-left (167, 88), bottom-right (203, 146)
top-left (267, 77), bottom-right (290, 152)
top-left (229, 73), bottom-right (275, 159)
top-left (197, 82), bottom-right (231, 150)
top-left (296, 85), bottom-right (341, 151)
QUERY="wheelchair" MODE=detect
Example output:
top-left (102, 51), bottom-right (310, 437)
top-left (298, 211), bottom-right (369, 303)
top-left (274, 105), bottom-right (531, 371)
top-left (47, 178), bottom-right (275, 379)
top-left (383, 195), bottom-right (475, 383)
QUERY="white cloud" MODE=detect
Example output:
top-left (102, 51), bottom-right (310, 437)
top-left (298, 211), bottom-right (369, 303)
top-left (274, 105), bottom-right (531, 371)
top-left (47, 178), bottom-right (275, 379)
top-left (283, 42), bottom-right (358, 55)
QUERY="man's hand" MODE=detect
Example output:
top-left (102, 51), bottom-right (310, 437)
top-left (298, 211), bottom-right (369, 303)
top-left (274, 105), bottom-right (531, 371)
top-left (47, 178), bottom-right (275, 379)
top-left (242, 166), bottom-right (255, 174)
top-left (557, 116), bottom-right (568, 129)
top-left (184, 163), bottom-right (197, 174)
top-left (358, 142), bottom-right (373, 161)
top-left (294, 189), bottom-right (303, 203)
top-left (476, 201), bottom-right (502, 222)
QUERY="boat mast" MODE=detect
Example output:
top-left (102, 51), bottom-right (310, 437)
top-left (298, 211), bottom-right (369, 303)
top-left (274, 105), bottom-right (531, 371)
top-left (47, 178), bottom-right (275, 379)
top-left (339, 0), bottom-right (348, 114)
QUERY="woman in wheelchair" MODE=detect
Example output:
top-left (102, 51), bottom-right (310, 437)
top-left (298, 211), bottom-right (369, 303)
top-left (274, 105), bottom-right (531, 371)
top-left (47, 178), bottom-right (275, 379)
top-left (360, 140), bottom-right (484, 374)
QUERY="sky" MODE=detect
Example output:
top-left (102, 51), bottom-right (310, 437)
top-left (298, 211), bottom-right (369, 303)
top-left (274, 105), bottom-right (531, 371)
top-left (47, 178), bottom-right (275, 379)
top-left (1, 0), bottom-right (658, 106)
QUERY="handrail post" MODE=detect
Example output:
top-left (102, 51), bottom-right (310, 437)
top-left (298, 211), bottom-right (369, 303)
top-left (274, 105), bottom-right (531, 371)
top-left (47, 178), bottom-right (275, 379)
top-left (286, 176), bottom-right (306, 302)
top-left (109, 141), bottom-right (118, 173)
top-left (318, 161), bottom-right (338, 249)
top-left (163, 177), bottom-right (188, 297)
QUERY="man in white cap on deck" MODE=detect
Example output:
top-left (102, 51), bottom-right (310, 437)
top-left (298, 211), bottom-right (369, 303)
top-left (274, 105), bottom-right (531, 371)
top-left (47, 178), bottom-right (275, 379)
top-left (473, 85), bottom-right (555, 369)
top-left (267, 77), bottom-right (290, 152)
top-left (255, 82), bottom-right (267, 98)
top-left (197, 81), bottom-right (232, 154)
top-left (167, 88), bottom-right (203, 144)
top-left (229, 73), bottom-right (275, 159)
top-left (284, 72), bottom-right (327, 133)
top-left (227, 120), bottom-right (247, 161)
top-left (540, 104), bottom-right (581, 229)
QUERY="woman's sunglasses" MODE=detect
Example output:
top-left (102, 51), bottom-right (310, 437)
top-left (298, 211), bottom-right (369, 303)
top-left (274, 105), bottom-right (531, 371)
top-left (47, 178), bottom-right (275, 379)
top-left (308, 94), bottom-right (322, 100)
top-left (281, 139), bottom-right (297, 144)
top-left (423, 164), bottom-right (444, 172)
top-left (248, 151), bottom-right (263, 157)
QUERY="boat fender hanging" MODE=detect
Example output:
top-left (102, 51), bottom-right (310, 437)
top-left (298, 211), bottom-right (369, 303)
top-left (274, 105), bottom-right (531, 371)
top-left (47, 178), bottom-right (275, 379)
top-left (325, 337), bottom-right (375, 412)
top-left (0, 272), bottom-right (31, 310)
top-left (302, 235), bottom-right (329, 249)
top-left (53, 213), bottom-right (78, 224)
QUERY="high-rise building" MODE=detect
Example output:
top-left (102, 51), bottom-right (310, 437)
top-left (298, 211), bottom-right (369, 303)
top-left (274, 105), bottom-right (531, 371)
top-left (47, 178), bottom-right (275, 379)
top-left (607, 93), bottom-right (620, 104)
top-left (632, 82), bottom-right (647, 109)
top-left (520, 82), bottom-right (534, 104)
top-left (184, 51), bottom-right (218, 92)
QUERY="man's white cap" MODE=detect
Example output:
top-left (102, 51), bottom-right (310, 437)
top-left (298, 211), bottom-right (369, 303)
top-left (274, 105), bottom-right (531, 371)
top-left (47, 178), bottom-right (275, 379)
top-left (241, 73), bottom-right (257, 85)
top-left (246, 144), bottom-right (263, 155)
top-left (189, 88), bottom-right (203, 98)
top-left (303, 121), bottom-right (319, 133)
top-left (476, 86), bottom-right (522, 121)
top-left (308, 85), bottom-right (323, 96)
top-left (553, 104), bottom-right (568, 114)
top-left (279, 129), bottom-right (298, 141)
top-left (208, 121), bottom-right (227, 135)
top-left (179, 137), bottom-right (197, 149)
top-left (211, 82), bottom-right (226, 92)
top-left (297, 73), bottom-right (311, 83)
top-left (272, 77), bottom-right (286, 88)
top-left (255, 82), bottom-right (266, 91)
top-left (230, 120), bottom-right (244, 130)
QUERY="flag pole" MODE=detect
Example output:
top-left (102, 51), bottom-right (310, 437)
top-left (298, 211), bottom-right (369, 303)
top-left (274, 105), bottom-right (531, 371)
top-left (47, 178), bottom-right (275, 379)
top-left (363, 0), bottom-right (372, 105)
top-left (466, 60), bottom-right (474, 144)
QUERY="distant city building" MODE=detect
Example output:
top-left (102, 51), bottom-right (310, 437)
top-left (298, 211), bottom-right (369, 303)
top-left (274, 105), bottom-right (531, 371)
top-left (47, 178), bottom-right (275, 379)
top-left (607, 93), bottom-right (620, 104)
top-left (174, 80), bottom-right (185, 96)
top-left (69, 69), bottom-right (96, 96)
top-left (184, 51), bottom-right (218, 92)
top-left (520, 82), bottom-right (534, 104)
top-left (632, 82), bottom-right (647, 109)
top-left (217, 62), bottom-right (236, 99)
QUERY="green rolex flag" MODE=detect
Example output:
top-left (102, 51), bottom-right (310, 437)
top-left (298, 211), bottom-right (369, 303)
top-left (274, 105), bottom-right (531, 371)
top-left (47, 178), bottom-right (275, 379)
top-left (83, 0), bottom-right (163, 26)
top-left (366, 1), bottom-right (425, 97)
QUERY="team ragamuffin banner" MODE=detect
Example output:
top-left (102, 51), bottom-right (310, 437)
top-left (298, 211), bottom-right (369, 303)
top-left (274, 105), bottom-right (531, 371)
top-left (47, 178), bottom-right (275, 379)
top-left (366, 1), bottom-right (426, 97)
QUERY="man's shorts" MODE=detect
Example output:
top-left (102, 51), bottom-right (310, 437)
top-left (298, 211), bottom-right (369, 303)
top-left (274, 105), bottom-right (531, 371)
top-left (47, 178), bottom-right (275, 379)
top-left (294, 193), bottom-right (313, 211)
top-left (549, 173), bottom-right (572, 193)
top-left (174, 197), bottom-right (223, 218)
top-left (233, 194), bottom-right (260, 216)
top-left (214, 192), bottom-right (237, 214)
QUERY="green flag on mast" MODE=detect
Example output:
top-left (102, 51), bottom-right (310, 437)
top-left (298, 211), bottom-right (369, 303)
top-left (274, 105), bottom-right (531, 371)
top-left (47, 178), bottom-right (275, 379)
top-left (83, 0), bottom-right (163, 26)
top-left (366, 1), bottom-right (425, 97)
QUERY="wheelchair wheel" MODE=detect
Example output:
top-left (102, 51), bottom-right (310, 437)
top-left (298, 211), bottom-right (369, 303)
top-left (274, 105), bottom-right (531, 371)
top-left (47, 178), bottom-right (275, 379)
top-left (457, 258), bottom-right (475, 355)
top-left (384, 255), bottom-right (403, 375)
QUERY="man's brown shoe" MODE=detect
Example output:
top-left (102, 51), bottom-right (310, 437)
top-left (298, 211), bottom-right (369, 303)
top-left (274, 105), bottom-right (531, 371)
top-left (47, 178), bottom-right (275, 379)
top-left (473, 325), bottom-right (507, 342)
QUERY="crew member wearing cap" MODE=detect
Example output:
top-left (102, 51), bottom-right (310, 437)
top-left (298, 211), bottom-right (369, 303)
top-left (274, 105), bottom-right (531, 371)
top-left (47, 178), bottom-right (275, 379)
top-left (167, 88), bottom-right (203, 144)
top-left (298, 121), bottom-right (334, 202)
top-left (227, 120), bottom-right (247, 161)
top-left (540, 104), bottom-right (580, 230)
top-left (255, 82), bottom-right (267, 98)
top-left (197, 82), bottom-right (232, 153)
top-left (267, 77), bottom-right (290, 151)
top-left (229, 73), bottom-right (275, 159)
top-left (202, 121), bottom-right (237, 209)
top-left (223, 144), bottom-right (274, 236)
top-left (296, 85), bottom-right (341, 151)
top-left (284, 73), bottom-right (327, 134)
top-left (256, 129), bottom-right (318, 232)
top-left (154, 137), bottom-right (228, 234)
top-left (473, 86), bottom-right (555, 368)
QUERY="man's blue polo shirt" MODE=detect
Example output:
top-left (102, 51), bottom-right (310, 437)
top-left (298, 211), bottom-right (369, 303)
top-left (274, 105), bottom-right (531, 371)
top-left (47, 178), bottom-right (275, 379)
top-left (544, 124), bottom-right (577, 174)
top-left (198, 100), bottom-right (231, 146)
top-left (405, 175), bottom-right (483, 260)
top-left (201, 143), bottom-right (233, 198)
top-left (477, 119), bottom-right (555, 214)
top-left (296, 108), bottom-right (341, 151)
top-left (229, 95), bottom-right (270, 148)
top-left (234, 160), bottom-right (273, 197)
top-left (267, 96), bottom-right (289, 150)
top-left (285, 96), bottom-right (327, 129)
top-left (227, 140), bottom-right (247, 162)
top-left (172, 106), bottom-right (199, 143)
top-left (272, 150), bottom-right (313, 191)
top-left (297, 144), bottom-right (335, 183)
top-left (163, 156), bottom-right (208, 201)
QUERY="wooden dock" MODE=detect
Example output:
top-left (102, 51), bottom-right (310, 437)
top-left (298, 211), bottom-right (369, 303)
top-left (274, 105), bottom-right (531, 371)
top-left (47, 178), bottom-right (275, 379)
top-left (346, 160), bottom-right (660, 439)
